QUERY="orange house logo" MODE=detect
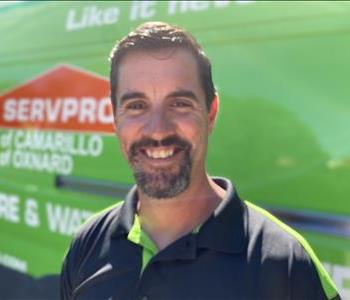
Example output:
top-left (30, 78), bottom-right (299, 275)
top-left (0, 64), bottom-right (114, 134)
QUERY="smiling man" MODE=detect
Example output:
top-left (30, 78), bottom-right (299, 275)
top-left (60, 22), bottom-right (340, 300)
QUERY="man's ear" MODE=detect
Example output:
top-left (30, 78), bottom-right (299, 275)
top-left (208, 94), bottom-right (219, 133)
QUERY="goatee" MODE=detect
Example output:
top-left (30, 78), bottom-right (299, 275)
top-left (128, 135), bottom-right (192, 199)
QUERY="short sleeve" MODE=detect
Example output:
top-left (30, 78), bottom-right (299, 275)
top-left (290, 242), bottom-right (341, 300)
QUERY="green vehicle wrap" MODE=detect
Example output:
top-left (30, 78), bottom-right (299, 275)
top-left (0, 1), bottom-right (349, 298)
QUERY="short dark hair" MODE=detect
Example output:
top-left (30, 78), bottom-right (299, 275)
top-left (109, 21), bottom-right (216, 112)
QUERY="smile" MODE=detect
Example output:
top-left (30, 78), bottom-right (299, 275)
top-left (139, 146), bottom-right (184, 161)
top-left (146, 148), bottom-right (174, 159)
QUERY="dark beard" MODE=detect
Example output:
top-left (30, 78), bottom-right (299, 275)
top-left (128, 135), bottom-right (192, 199)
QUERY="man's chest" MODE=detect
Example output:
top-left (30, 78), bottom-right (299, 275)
top-left (73, 249), bottom-right (291, 300)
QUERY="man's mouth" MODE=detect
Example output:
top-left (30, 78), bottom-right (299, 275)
top-left (140, 146), bottom-right (182, 160)
top-left (129, 135), bottom-right (191, 165)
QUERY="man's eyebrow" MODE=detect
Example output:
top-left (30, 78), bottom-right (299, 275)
top-left (119, 91), bottom-right (146, 106)
top-left (167, 90), bottom-right (199, 102)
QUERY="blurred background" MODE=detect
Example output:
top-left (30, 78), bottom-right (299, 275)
top-left (0, 1), bottom-right (349, 298)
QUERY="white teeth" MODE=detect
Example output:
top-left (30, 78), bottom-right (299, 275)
top-left (145, 149), bottom-right (174, 159)
top-left (159, 150), bottom-right (166, 158)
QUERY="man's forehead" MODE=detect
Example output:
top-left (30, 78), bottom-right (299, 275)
top-left (119, 47), bottom-right (197, 68)
top-left (117, 48), bottom-right (202, 91)
top-left (114, 47), bottom-right (207, 107)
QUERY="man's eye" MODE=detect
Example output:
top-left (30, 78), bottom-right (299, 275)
top-left (126, 101), bottom-right (147, 110)
top-left (172, 100), bottom-right (192, 108)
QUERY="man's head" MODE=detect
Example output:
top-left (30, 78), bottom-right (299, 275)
top-left (109, 22), bottom-right (218, 199)
top-left (109, 21), bottom-right (216, 112)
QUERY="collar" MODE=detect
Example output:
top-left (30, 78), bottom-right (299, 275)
top-left (196, 177), bottom-right (248, 253)
top-left (110, 177), bottom-right (248, 254)
top-left (110, 184), bottom-right (138, 238)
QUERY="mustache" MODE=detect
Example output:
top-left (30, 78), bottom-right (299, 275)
top-left (129, 135), bottom-right (191, 158)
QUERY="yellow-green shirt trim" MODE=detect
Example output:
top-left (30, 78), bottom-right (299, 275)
top-left (127, 215), bottom-right (202, 273)
top-left (127, 215), bottom-right (159, 273)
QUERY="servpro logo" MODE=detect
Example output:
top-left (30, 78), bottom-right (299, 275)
top-left (0, 64), bottom-right (114, 134)
top-left (0, 65), bottom-right (114, 174)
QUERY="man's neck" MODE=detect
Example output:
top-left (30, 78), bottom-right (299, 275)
top-left (137, 175), bottom-right (226, 251)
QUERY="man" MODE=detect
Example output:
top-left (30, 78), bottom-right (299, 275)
top-left (61, 22), bottom-right (340, 300)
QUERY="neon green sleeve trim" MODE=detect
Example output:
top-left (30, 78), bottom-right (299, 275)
top-left (245, 201), bottom-right (339, 300)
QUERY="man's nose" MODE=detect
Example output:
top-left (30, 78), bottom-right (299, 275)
top-left (143, 108), bottom-right (175, 141)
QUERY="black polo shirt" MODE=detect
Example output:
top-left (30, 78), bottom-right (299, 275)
top-left (60, 177), bottom-right (340, 300)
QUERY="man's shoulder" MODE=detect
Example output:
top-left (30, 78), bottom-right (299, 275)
top-left (60, 202), bottom-right (125, 298)
top-left (244, 200), bottom-right (322, 265)
top-left (244, 201), bottom-right (340, 300)
top-left (77, 201), bottom-right (123, 239)
top-left (244, 201), bottom-right (308, 254)
top-left (70, 201), bottom-right (124, 257)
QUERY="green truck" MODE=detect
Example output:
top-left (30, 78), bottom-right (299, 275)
top-left (0, 1), bottom-right (349, 298)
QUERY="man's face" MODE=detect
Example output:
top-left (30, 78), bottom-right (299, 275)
top-left (114, 48), bottom-right (216, 199)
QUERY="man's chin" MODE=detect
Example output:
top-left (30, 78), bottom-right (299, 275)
top-left (134, 171), bottom-right (190, 199)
